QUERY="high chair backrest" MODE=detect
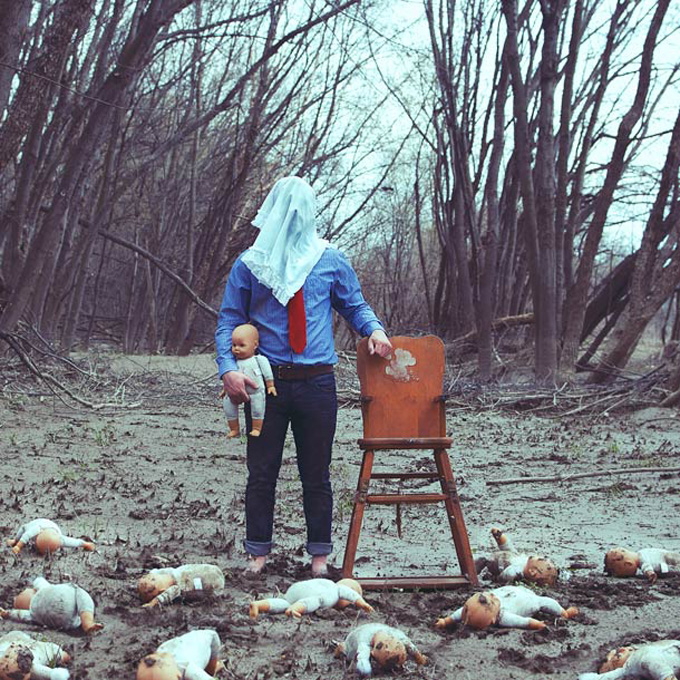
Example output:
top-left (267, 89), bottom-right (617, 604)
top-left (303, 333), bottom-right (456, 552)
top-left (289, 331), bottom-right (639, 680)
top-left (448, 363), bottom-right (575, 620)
top-left (357, 335), bottom-right (446, 439)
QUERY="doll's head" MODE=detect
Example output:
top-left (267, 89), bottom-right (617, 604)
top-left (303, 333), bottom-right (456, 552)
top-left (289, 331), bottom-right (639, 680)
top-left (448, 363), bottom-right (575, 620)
top-left (35, 529), bottom-right (62, 555)
top-left (13, 588), bottom-right (37, 610)
top-left (604, 547), bottom-right (640, 577)
top-left (136, 652), bottom-right (182, 680)
top-left (0, 642), bottom-right (33, 680)
top-left (138, 572), bottom-right (176, 603)
top-left (461, 592), bottom-right (501, 630)
top-left (370, 631), bottom-right (407, 670)
top-left (524, 556), bottom-right (558, 586)
top-left (336, 578), bottom-right (362, 609)
top-left (231, 324), bottom-right (259, 361)
top-left (599, 646), bottom-right (635, 672)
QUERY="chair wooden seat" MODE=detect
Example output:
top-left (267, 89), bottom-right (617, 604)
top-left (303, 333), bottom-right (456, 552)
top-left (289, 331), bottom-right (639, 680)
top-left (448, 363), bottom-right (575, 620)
top-left (341, 335), bottom-right (478, 590)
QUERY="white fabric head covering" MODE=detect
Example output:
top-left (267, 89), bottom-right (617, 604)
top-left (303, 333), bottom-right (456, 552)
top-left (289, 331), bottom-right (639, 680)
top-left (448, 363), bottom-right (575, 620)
top-left (242, 176), bottom-right (328, 305)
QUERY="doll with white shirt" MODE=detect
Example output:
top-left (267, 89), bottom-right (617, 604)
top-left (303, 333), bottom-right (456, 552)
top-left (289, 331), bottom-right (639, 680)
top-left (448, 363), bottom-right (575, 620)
top-left (136, 629), bottom-right (222, 680)
top-left (0, 577), bottom-right (102, 634)
top-left (249, 578), bottom-right (373, 619)
top-left (138, 563), bottom-right (225, 607)
top-left (578, 639), bottom-right (680, 680)
top-left (6, 519), bottom-right (94, 556)
top-left (0, 630), bottom-right (70, 680)
top-left (334, 623), bottom-right (427, 676)
top-left (604, 546), bottom-right (680, 584)
top-left (475, 527), bottom-right (560, 586)
top-left (435, 584), bottom-right (579, 631)
top-left (221, 324), bottom-right (276, 438)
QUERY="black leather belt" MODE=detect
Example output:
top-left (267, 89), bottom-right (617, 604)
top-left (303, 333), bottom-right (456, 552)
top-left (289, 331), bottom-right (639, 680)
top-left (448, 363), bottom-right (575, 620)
top-left (273, 364), bottom-right (334, 380)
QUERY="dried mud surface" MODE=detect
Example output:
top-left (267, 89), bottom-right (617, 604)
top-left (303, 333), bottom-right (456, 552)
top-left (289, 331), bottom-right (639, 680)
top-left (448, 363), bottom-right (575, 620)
top-left (2, 355), bottom-right (680, 679)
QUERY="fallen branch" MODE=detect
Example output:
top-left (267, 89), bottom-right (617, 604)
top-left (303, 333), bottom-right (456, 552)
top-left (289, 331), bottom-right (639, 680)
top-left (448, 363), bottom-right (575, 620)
top-left (486, 465), bottom-right (680, 486)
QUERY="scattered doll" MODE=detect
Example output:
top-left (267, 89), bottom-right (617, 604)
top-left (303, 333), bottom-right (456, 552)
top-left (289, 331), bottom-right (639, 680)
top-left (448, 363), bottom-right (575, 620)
top-left (0, 630), bottom-right (70, 680)
top-left (604, 546), bottom-right (680, 584)
top-left (0, 577), bottom-right (102, 634)
top-left (578, 639), bottom-right (680, 680)
top-left (435, 585), bottom-right (579, 631)
top-left (6, 518), bottom-right (95, 555)
top-left (334, 622), bottom-right (427, 676)
top-left (138, 563), bottom-right (225, 608)
top-left (220, 323), bottom-right (276, 438)
top-left (474, 527), bottom-right (560, 586)
top-left (136, 629), bottom-right (222, 680)
top-left (249, 577), bottom-right (373, 619)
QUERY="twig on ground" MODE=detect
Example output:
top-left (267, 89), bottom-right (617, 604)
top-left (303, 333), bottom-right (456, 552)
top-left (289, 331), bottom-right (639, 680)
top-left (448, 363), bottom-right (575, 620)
top-left (486, 465), bottom-right (680, 486)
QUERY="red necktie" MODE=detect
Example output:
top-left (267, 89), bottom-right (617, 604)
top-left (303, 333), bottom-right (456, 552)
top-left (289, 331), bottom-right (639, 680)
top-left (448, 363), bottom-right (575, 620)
top-left (287, 288), bottom-right (306, 353)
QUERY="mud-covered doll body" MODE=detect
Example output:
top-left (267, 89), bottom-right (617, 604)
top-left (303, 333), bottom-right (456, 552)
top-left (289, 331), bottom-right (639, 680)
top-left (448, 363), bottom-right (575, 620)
top-left (475, 528), bottom-right (559, 586)
top-left (221, 324), bottom-right (276, 437)
top-left (0, 577), bottom-right (101, 634)
top-left (250, 578), bottom-right (372, 619)
top-left (605, 547), bottom-right (680, 584)
top-left (578, 639), bottom-right (680, 680)
top-left (138, 564), bottom-right (225, 607)
top-left (136, 629), bottom-right (222, 680)
top-left (335, 623), bottom-right (427, 676)
top-left (0, 630), bottom-right (70, 680)
top-left (436, 585), bottom-right (578, 630)
top-left (6, 519), bottom-right (94, 555)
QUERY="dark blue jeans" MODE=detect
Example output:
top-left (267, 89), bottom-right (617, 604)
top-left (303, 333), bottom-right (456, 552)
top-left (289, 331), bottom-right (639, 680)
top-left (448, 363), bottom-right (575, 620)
top-left (244, 372), bottom-right (337, 557)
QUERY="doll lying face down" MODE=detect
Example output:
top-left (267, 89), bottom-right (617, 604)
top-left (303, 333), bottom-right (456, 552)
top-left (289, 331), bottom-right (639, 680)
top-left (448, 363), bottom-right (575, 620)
top-left (604, 547), bottom-right (680, 584)
top-left (138, 564), bottom-right (225, 608)
top-left (6, 519), bottom-right (94, 556)
top-left (136, 629), bottom-right (223, 680)
top-left (0, 577), bottom-right (102, 634)
top-left (474, 527), bottom-right (560, 586)
top-left (0, 630), bottom-right (70, 680)
top-left (334, 623), bottom-right (427, 676)
top-left (435, 585), bottom-right (579, 631)
top-left (249, 578), bottom-right (373, 619)
top-left (578, 639), bottom-right (680, 680)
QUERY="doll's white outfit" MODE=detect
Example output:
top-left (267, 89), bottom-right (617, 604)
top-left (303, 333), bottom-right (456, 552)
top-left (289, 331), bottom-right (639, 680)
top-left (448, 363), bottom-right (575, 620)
top-left (221, 355), bottom-right (273, 420)
top-left (341, 623), bottom-right (423, 676)
top-left (145, 564), bottom-right (225, 605)
top-left (635, 549), bottom-right (680, 579)
top-left (0, 630), bottom-right (70, 680)
top-left (10, 519), bottom-right (88, 549)
top-left (4, 577), bottom-right (95, 630)
top-left (448, 585), bottom-right (571, 629)
top-left (578, 640), bottom-right (680, 680)
top-left (257, 578), bottom-right (363, 615)
top-left (155, 629), bottom-right (221, 680)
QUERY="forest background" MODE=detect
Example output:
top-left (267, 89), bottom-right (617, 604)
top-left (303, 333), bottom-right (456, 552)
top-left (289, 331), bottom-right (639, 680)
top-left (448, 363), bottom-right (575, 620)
top-left (0, 0), bottom-right (679, 394)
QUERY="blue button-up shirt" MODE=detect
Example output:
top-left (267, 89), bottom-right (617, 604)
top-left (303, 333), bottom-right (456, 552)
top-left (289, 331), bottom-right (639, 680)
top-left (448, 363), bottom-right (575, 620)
top-left (215, 247), bottom-right (385, 377)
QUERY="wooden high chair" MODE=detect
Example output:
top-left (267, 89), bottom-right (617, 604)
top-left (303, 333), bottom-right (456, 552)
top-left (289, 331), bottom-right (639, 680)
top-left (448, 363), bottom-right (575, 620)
top-left (341, 335), bottom-right (478, 590)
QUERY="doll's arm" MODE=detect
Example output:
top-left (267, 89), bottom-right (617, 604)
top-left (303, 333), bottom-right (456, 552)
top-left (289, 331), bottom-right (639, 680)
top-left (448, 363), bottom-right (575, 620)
top-left (497, 610), bottom-right (546, 630)
top-left (11, 524), bottom-right (38, 553)
top-left (536, 595), bottom-right (579, 620)
top-left (249, 597), bottom-right (290, 618)
top-left (354, 640), bottom-right (373, 676)
top-left (498, 562), bottom-right (525, 583)
top-left (60, 535), bottom-right (95, 550)
top-left (578, 669), bottom-right (628, 680)
top-left (256, 355), bottom-right (277, 396)
top-left (286, 596), bottom-right (324, 617)
top-left (435, 607), bottom-right (463, 628)
top-left (393, 631), bottom-right (427, 666)
top-left (491, 528), bottom-right (516, 552)
top-left (146, 584), bottom-right (182, 607)
top-left (75, 588), bottom-right (102, 633)
top-left (640, 558), bottom-right (666, 584)
top-left (0, 607), bottom-right (34, 622)
top-left (336, 585), bottom-right (373, 613)
top-left (30, 664), bottom-right (70, 680)
top-left (180, 663), bottom-right (215, 680)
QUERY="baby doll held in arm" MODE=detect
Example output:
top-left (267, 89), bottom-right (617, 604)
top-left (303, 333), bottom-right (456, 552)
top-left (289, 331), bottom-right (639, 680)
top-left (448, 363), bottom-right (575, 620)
top-left (221, 324), bottom-right (276, 438)
top-left (138, 563), bottom-right (225, 607)
top-left (0, 630), bottom-right (70, 680)
top-left (436, 585), bottom-right (579, 631)
top-left (136, 629), bottom-right (222, 680)
top-left (6, 519), bottom-right (94, 555)
top-left (335, 623), bottom-right (427, 677)
top-left (249, 578), bottom-right (373, 619)
top-left (578, 639), bottom-right (680, 680)
top-left (0, 577), bottom-right (102, 634)
top-left (605, 546), bottom-right (680, 584)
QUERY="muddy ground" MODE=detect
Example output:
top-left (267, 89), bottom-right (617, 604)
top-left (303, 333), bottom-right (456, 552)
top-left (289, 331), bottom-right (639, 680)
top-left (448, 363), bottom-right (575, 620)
top-left (1, 353), bottom-right (680, 679)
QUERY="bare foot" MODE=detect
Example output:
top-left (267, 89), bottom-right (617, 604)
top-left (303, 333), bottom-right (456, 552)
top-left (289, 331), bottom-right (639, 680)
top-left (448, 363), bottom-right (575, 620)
top-left (247, 555), bottom-right (266, 574)
top-left (311, 555), bottom-right (328, 577)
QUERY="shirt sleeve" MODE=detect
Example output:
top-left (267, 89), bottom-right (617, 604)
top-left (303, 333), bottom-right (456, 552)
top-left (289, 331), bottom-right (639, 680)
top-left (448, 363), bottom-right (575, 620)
top-left (330, 250), bottom-right (385, 337)
top-left (215, 258), bottom-right (252, 377)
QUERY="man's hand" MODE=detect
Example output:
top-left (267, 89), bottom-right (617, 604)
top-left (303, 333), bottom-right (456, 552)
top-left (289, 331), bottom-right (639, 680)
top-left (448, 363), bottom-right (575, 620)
top-left (367, 329), bottom-right (392, 358)
top-left (220, 371), bottom-right (258, 404)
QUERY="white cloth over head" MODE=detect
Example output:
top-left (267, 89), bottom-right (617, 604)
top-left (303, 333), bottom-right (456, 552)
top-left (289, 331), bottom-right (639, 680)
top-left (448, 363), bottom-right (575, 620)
top-left (242, 176), bottom-right (328, 306)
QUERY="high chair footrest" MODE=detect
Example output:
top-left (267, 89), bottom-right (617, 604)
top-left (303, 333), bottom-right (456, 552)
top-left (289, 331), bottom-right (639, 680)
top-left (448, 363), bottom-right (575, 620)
top-left (358, 437), bottom-right (452, 450)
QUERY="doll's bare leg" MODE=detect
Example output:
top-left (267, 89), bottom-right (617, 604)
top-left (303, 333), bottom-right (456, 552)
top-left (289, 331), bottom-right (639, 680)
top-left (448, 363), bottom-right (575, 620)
top-left (355, 597), bottom-right (374, 614)
top-left (223, 397), bottom-right (240, 437)
top-left (205, 657), bottom-right (225, 675)
top-left (227, 420), bottom-right (240, 438)
top-left (80, 611), bottom-right (104, 633)
top-left (249, 390), bottom-right (266, 436)
top-left (249, 597), bottom-right (289, 619)
top-left (286, 596), bottom-right (323, 618)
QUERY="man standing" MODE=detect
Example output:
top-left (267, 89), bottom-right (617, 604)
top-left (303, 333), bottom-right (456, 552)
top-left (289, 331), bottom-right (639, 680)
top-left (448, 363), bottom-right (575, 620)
top-left (215, 176), bottom-right (391, 575)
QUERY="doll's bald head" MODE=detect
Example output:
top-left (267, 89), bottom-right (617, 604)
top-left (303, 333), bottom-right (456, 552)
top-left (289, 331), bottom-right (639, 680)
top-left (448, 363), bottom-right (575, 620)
top-left (231, 324), bottom-right (259, 360)
top-left (604, 547), bottom-right (640, 577)
top-left (371, 631), bottom-right (407, 670)
top-left (599, 646), bottom-right (635, 672)
top-left (461, 592), bottom-right (501, 629)
top-left (524, 555), bottom-right (558, 586)
top-left (136, 652), bottom-right (182, 680)
top-left (0, 643), bottom-right (32, 680)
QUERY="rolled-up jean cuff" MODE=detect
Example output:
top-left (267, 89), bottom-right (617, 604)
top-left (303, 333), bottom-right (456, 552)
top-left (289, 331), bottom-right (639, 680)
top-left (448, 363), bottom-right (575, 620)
top-left (244, 540), bottom-right (272, 557)
top-left (307, 542), bottom-right (333, 556)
